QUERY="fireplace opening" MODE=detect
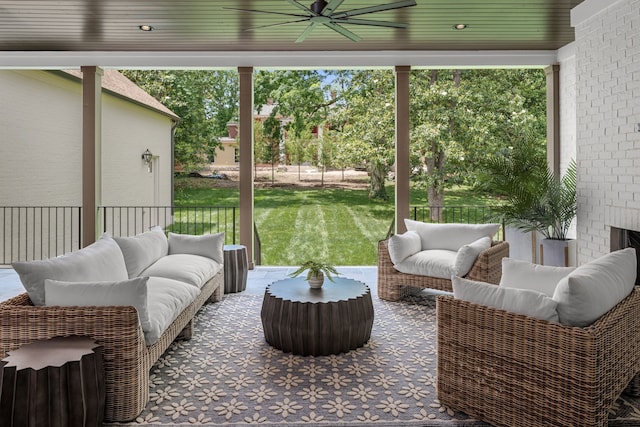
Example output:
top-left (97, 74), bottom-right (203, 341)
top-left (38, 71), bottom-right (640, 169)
top-left (611, 227), bottom-right (640, 285)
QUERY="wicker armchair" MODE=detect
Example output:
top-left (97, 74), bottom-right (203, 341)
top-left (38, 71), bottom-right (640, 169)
top-left (436, 288), bottom-right (640, 427)
top-left (377, 239), bottom-right (509, 301)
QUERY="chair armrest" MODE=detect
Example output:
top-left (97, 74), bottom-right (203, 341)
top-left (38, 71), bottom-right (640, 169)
top-left (436, 287), bottom-right (640, 427)
top-left (466, 240), bottom-right (509, 284)
top-left (0, 292), bottom-right (147, 371)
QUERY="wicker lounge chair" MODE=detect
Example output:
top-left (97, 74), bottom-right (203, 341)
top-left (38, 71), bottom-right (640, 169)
top-left (377, 239), bottom-right (509, 301)
top-left (436, 288), bottom-right (640, 427)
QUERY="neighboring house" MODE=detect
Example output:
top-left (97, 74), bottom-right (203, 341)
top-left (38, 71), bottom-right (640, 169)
top-left (211, 99), bottom-right (319, 167)
top-left (0, 69), bottom-right (179, 262)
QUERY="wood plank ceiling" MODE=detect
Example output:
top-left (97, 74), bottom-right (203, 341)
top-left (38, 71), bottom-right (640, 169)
top-left (0, 0), bottom-right (583, 52)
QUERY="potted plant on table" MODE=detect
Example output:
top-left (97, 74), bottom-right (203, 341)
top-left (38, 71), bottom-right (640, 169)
top-left (289, 260), bottom-right (339, 288)
top-left (480, 137), bottom-right (577, 266)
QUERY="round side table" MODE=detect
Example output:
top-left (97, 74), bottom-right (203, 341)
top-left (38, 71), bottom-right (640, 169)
top-left (223, 244), bottom-right (248, 293)
top-left (260, 277), bottom-right (374, 356)
top-left (0, 335), bottom-right (105, 427)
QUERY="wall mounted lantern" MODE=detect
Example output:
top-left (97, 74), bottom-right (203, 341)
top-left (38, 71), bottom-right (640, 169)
top-left (142, 149), bottom-right (153, 172)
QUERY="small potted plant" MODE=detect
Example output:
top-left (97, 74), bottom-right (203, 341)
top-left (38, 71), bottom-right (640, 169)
top-left (289, 260), bottom-right (339, 288)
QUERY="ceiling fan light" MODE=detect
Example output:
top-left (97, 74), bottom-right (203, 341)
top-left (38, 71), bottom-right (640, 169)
top-left (453, 23), bottom-right (468, 30)
top-left (138, 25), bottom-right (154, 32)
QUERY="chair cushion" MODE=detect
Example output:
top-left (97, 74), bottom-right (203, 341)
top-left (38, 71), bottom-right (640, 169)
top-left (141, 254), bottom-right (222, 289)
top-left (452, 276), bottom-right (559, 323)
top-left (553, 247), bottom-right (637, 326)
top-left (168, 232), bottom-right (225, 264)
top-left (12, 234), bottom-right (129, 306)
top-left (453, 236), bottom-right (492, 276)
top-left (500, 258), bottom-right (575, 297)
top-left (44, 277), bottom-right (151, 336)
top-left (388, 231), bottom-right (422, 265)
top-left (114, 226), bottom-right (169, 278)
top-left (404, 219), bottom-right (500, 252)
top-left (394, 249), bottom-right (457, 279)
top-left (146, 276), bottom-right (200, 345)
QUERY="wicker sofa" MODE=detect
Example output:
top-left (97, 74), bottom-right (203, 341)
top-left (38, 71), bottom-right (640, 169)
top-left (0, 230), bottom-right (225, 422)
top-left (378, 239), bottom-right (509, 301)
top-left (437, 248), bottom-right (640, 427)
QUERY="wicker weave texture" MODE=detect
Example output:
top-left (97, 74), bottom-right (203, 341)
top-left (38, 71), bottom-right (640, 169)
top-left (0, 271), bottom-right (223, 422)
top-left (436, 288), bottom-right (640, 427)
top-left (377, 239), bottom-right (509, 301)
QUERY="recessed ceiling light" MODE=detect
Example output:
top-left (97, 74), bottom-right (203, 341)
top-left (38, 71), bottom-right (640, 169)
top-left (453, 24), bottom-right (468, 30)
top-left (138, 25), bottom-right (154, 32)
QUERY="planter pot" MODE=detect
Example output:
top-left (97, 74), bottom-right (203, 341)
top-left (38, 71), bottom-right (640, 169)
top-left (504, 227), bottom-right (537, 263)
top-left (540, 238), bottom-right (576, 267)
top-left (308, 273), bottom-right (324, 289)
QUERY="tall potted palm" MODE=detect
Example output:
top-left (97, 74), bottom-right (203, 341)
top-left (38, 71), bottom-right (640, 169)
top-left (481, 141), bottom-right (577, 266)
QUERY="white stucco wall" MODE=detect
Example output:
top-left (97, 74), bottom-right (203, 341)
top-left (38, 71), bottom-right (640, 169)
top-left (571, 0), bottom-right (640, 261)
top-left (0, 70), bottom-right (83, 205)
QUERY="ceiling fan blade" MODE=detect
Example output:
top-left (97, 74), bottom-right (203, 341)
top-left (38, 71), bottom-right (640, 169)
top-left (324, 22), bottom-right (361, 42)
top-left (322, 0), bottom-right (346, 15)
top-left (296, 22), bottom-right (319, 43)
top-left (331, 0), bottom-right (417, 19)
top-left (245, 19), bottom-right (311, 32)
top-left (287, 0), bottom-right (316, 15)
top-left (334, 18), bottom-right (406, 28)
top-left (223, 7), bottom-right (309, 19)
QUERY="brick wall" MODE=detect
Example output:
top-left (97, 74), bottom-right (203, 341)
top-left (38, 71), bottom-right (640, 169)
top-left (572, 0), bottom-right (640, 261)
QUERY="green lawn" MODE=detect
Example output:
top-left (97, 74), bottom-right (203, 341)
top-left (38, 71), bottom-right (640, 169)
top-left (174, 178), bottom-right (499, 266)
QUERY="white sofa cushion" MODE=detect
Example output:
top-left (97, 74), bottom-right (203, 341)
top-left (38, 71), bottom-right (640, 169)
top-left (452, 276), bottom-right (559, 323)
top-left (168, 232), bottom-right (225, 264)
top-left (12, 234), bottom-right (128, 306)
top-left (453, 236), bottom-right (492, 276)
top-left (44, 277), bottom-right (151, 336)
top-left (394, 249), bottom-right (457, 279)
top-left (141, 254), bottom-right (222, 289)
top-left (388, 231), bottom-right (422, 265)
top-left (114, 226), bottom-right (169, 278)
top-left (553, 248), bottom-right (637, 327)
top-left (404, 219), bottom-right (500, 252)
top-left (500, 258), bottom-right (575, 297)
top-left (146, 276), bottom-right (200, 345)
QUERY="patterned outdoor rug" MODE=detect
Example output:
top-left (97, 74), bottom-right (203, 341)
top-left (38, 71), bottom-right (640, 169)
top-left (112, 289), bottom-right (640, 427)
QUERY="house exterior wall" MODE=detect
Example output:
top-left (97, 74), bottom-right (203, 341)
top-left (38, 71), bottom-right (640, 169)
top-left (0, 70), bottom-right (82, 205)
top-left (572, 0), bottom-right (640, 262)
top-left (212, 141), bottom-right (238, 167)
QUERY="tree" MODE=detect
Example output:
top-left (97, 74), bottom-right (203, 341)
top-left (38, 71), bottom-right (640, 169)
top-left (122, 70), bottom-right (238, 173)
top-left (286, 129), bottom-right (312, 181)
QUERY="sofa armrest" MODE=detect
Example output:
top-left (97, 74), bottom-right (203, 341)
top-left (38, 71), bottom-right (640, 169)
top-left (0, 292), bottom-right (149, 422)
top-left (466, 240), bottom-right (509, 284)
top-left (436, 287), bottom-right (640, 427)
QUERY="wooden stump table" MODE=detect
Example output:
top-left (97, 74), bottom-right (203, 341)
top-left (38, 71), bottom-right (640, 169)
top-left (261, 277), bottom-right (374, 356)
top-left (223, 244), bottom-right (248, 293)
top-left (0, 335), bottom-right (105, 427)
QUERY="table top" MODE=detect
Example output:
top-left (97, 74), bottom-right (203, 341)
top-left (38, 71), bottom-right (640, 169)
top-left (265, 277), bottom-right (370, 303)
top-left (2, 336), bottom-right (100, 370)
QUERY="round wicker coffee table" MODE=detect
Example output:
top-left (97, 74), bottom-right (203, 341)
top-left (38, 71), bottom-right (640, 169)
top-left (260, 277), bottom-right (374, 356)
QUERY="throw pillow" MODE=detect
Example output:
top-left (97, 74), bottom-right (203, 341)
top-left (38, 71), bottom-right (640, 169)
top-left (12, 234), bottom-right (128, 306)
top-left (168, 232), bottom-right (225, 264)
top-left (453, 236), bottom-right (492, 276)
top-left (452, 276), bottom-right (559, 323)
top-left (114, 226), bottom-right (169, 278)
top-left (404, 219), bottom-right (500, 252)
top-left (500, 258), bottom-right (575, 297)
top-left (387, 231), bottom-right (422, 265)
top-left (553, 247), bottom-right (637, 327)
top-left (44, 277), bottom-right (151, 334)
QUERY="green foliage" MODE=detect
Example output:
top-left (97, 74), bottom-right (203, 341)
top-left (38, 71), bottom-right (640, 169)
top-left (122, 70), bottom-right (238, 172)
top-left (289, 260), bottom-right (339, 282)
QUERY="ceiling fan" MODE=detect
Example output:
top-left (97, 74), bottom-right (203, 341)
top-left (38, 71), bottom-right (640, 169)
top-left (225, 0), bottom-right (417, 43)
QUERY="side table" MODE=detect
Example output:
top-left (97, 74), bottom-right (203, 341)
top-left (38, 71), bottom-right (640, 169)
top-left (0, 335), bottom-right (105, 427)
top-left (223, 244), bottom-right (248, 293)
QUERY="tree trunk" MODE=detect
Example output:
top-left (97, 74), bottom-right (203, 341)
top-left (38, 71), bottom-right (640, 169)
top-left (369, 161), bottom-right (388, 200)
top-left (298, 163), bottom-right (301, 181)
